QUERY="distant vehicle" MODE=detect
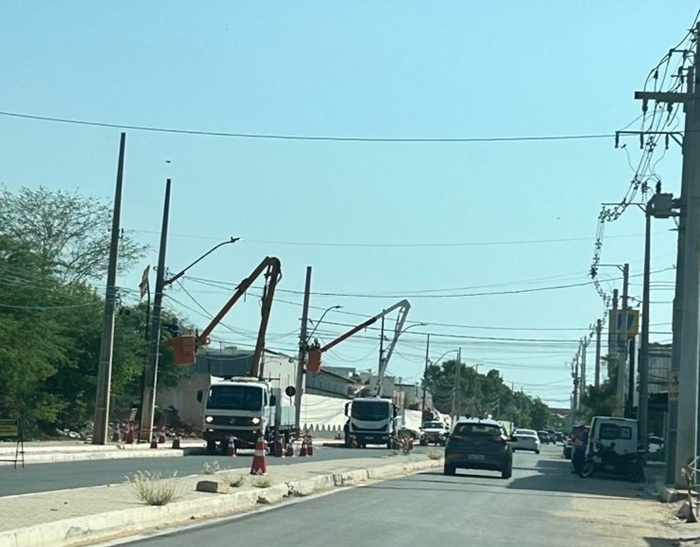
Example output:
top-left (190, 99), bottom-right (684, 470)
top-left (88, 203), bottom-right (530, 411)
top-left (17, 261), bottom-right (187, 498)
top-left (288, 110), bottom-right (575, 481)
top-left (419, 420), bottom-right (450, 446)
top-left (512, 428), bottom-right (541, 454)
top-left (647, 435), bottom-right (664, 453)
top-left (537, 430), bottom-right (551, 444)
top-left (579, 416), bottom-right (645, 482)
top-left (443, 418), bottom-right (515, 479)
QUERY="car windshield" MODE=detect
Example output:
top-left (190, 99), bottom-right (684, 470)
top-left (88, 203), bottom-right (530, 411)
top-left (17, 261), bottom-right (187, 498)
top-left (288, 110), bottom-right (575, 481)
top-left (515, 429), bottom-right (537, 436)
top-left (206, 385), bottom-right (263, 412)
top-left (453, 423), bottom-right (501, 437)
top-left (423, 422), bottom-right (443, 429)
top-left (351, 401), bottom-right (390, 421)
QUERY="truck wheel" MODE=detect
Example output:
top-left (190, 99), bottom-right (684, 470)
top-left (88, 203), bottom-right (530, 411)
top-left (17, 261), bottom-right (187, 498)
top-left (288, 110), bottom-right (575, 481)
top-left (444, 464), bottom-right (456, 476)
top-left (387, 440), bottom-right (393, 450)
top-left (206, 440), bottom-right (216, 455)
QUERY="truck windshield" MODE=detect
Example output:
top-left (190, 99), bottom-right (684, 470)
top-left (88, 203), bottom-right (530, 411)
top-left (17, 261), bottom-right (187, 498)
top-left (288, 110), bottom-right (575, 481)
top-left (351, 401), bottom-right (390, 421)
top-left (207, 385), bottom-right (263, 412)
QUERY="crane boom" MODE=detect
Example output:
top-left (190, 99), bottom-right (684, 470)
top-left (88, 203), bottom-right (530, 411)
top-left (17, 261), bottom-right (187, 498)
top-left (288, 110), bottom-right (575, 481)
top-left (306, 299), bottom-right (411, 378)
top-left (169, 256), bottom-right (282, 378)
top-left (372, 300), bottom-right (411, 397)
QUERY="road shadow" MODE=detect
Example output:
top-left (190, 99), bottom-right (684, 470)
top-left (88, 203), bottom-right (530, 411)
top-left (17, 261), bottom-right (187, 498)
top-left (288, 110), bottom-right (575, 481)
top-left (508, 454), bottom-right (649, 500)
top-left (642, 539), bottom-right (675, 547)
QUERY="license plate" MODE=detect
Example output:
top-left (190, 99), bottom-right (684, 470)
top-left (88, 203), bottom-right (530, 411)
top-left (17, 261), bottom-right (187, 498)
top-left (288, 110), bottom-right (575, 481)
top-left (467, 454), bottom-right (485, 461)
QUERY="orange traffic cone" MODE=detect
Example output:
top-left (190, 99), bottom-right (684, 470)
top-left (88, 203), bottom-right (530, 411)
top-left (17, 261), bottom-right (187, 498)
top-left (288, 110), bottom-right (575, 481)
top-left (307, 435), bottom-right (314, 456)
top-left (158, 429), bottom-right (166, 444)
top-left (171, 433), bottom-right (181, 449)
top-left (285, 438), bottom-right (295, 457)
top-left (125, 423), bottom-right (135, 445)
top-left (227, 436), bottom-right (237, 457)
top-left (299, 437), bottom-right (309, 457)
top-left (250, 431), bottom-right (267, 475)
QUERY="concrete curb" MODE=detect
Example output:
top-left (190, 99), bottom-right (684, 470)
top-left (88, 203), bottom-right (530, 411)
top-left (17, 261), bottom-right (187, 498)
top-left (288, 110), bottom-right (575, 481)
top-left (0, 457), bottom-right (441, 547)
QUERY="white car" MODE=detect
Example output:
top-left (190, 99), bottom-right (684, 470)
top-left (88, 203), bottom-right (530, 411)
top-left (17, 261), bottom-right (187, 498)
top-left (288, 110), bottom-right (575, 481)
top-left (512, 428), bottom-right (541, 454)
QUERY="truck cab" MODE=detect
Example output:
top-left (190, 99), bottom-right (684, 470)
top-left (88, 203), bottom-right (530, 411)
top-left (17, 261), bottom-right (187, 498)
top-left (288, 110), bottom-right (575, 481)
top-left (344, 397), bottom-right (399, 449)
top-left (198, 376), bottom-right (281, 455)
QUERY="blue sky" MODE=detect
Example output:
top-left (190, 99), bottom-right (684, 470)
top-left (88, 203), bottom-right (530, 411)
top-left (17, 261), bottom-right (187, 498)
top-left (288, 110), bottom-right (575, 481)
top-left (0, 2), bottom-right (695, 406)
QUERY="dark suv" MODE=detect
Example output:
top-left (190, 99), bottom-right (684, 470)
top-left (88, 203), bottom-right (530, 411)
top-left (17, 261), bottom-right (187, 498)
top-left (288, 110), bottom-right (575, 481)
top-left (443, 418), bottom-right (515, 479)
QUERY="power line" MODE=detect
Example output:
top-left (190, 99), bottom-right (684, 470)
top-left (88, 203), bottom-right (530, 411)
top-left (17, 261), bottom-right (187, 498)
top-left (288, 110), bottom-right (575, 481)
top-left (0, 109), bottom-right (616, 144)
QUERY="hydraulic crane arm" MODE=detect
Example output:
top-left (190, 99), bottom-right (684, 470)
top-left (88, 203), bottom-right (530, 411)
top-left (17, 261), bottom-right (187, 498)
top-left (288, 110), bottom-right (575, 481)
top-left (372, 300), bottom-right (411, 397)
top-left (306, 299), bottom-right (411, 377)
top-left (170, 256), bottom-right (282, 378)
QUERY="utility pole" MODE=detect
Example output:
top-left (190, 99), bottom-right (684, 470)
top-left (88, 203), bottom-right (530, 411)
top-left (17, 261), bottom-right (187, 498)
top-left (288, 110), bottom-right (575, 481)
top-left (421, 334), bottom-right (430, 413)
top-left (377, 313), bottom-right (385, 396)
top-left (595, 319), bottom-right (602, 387)
top-left (626, 337), bottom-right (637, 419)
top-left (139, 179), bottom-right (171, 443)
top-left (615, 265), bottom-right (630, 417)
top-left (580, 337), bottom-right (588, 403)
top-left (294, 266), bottom-right (312, 431)
top-left (451, 348), bottom-right (461, 425)
top-left (635, 24), bottom-right (700, 486)
top-left (572, 355), bottom-right (579, 413)
top-left (92, 132), bottom-right (126, 445)
top-left (608, 289), bottom-right (619, 359)
top-left (639, 199), bottom-right (652, 438)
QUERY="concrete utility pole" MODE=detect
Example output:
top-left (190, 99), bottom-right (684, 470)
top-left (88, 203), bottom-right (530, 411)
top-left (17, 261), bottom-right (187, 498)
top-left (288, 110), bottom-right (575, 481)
top-left (635, 24), bottom-right (700, 486)
top-left (595, 319), bottom-right (602, 387)
top-left (294, 266), bottom-right (312, 431)
top-left (609, 289), bottom-right (619, 358)
top-left (93, 132), bottom-right (126, 445)
top-left (451, 348), bottom-right (461, 424)
top-left (639, 199), bottom-right (653, 439)
top-left (139, 179), bottom-right (171, 443)
top-left (580, 337), bottom-right (588, 403)
top-left (572, 354), bottom-right (580, 413)
top-left (421, 334), bottom-right (430, 412)
top-left (615, 265), bottom-right (630, 417)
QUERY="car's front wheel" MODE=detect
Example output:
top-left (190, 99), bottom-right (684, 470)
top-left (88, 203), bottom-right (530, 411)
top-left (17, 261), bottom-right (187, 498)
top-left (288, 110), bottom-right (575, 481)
top-left (444, 464), bottom-right (456, 476)
top-left (501, 466), bottom-right (512, 479)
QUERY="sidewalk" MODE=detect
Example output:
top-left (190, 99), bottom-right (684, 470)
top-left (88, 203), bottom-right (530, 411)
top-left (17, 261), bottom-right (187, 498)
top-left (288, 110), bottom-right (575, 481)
top-left (0, 439), bottom-right (207, 466)
top-left (0, 451), bottom-right (441, 547)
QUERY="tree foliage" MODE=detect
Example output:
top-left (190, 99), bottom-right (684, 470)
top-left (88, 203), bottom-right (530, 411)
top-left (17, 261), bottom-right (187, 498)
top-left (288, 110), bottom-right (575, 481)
top-left (0, 185), bottom-right (148, 283)
top-left (0, 187), bottom-right (186, 437)
top-left (423, 359), bottom-right (555, 430)
top-left (580, 355), bottom-right (618, 419)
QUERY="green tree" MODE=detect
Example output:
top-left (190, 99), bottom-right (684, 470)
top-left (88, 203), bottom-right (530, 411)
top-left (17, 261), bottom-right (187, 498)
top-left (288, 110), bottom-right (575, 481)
top-left (580, 355), bottom-right (618, 418)
top-left (0, 185), bottom-right (147, 283)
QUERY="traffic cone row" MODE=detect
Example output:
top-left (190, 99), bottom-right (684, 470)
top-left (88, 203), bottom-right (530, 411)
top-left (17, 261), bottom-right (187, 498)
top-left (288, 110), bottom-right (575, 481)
top-left (250, 431), bottom-right (267, 475)
top-left (171, 432), bottom-right (181, 449)
top-left (158, 428), bottom-right (166, 444)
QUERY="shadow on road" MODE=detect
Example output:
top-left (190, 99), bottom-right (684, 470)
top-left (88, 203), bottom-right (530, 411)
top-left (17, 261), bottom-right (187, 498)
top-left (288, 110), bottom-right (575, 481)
top-left (642, 539), bottom-right (675, 547)
top-left (508, 453), bottom-right (648, 500)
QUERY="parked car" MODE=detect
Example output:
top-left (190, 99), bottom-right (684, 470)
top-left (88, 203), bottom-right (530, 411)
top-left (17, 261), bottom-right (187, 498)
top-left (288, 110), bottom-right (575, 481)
top-left (443, 418), bottom-right (515, 479)
top-left (419, 420), bottom-right (449, 446)
top-left (537, 430), bottom-right (551, 444)
top-left (511, 428), bottom-right (541, 454)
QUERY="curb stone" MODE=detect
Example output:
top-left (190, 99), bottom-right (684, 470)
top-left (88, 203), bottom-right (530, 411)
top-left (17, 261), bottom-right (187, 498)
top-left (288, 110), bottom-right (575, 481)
top-left (0, 457), bottom-right (441, 547)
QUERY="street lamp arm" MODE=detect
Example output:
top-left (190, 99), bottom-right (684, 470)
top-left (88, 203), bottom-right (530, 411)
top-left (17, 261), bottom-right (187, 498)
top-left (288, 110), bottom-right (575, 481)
top-left (164, 237), bottom-right (241, 287)
top-left (307, 305), bottom-right (342, 340)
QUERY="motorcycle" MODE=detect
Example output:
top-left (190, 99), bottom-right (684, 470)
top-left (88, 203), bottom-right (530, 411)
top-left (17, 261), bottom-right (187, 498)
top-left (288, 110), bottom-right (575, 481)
top-left (578, 440), bottom-right (645, 482)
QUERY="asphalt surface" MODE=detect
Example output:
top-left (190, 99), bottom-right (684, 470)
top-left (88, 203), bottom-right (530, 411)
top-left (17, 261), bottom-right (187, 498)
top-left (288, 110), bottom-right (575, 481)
top-left (108, 444), bottom-right (667, 547)
top-left (0, 444), bottom-right (405, 497)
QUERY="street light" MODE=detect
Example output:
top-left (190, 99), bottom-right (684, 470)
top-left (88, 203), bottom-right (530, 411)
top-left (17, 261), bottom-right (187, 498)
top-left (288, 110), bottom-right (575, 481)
top-left (421, 346), bottom-right (459, 413)
top-left (307, 305), bottom-right (343, 340)
top-left (294, 304), bottom-right (342, 431)
top-left (139, 236), bottom-right (241, 443)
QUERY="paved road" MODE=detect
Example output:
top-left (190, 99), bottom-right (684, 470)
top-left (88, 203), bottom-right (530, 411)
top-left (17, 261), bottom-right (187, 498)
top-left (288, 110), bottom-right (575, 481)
top-left (0, 444), bottom-right (406, 497)
top-left (109, 444), bottom-right (668, 547)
